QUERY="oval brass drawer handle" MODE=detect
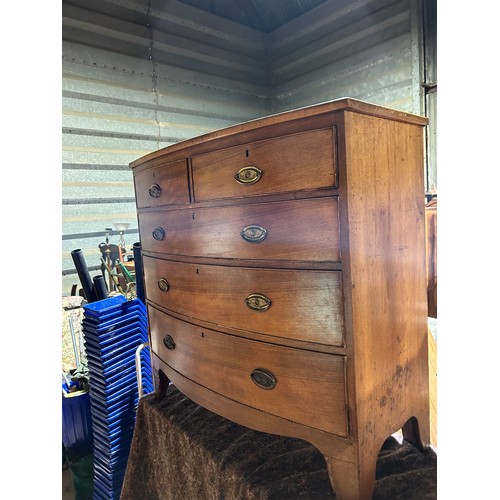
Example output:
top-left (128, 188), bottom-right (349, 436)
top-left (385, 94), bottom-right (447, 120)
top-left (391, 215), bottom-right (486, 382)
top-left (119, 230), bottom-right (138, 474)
top-left (152, 227), bottom-right (165, 241)
top-left (163, 334), bottom-right (176, 350)
top-left (149, 183), bottom-right (161, 198)
top-left (234, 165), bottom-right (262, 184)
top-left (250, 368), bottom-right (276, 390)
top-left (241, 224), bottom-right (267, 243)
top-left (158, 278), bottom-right (170, 292)
top-left (244, 293), bottom-right (271, 312)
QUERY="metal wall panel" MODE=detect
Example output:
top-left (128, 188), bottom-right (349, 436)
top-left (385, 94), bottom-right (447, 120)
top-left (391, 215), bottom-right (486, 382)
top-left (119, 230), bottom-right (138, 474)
top-left (62, 0), bottom-right (270, 295)
top-left (423, 0), bottom-right (437, 194)
top-left (425, 90), bottom-right (437, 193)
top-left (62, 0), bottom-right (432, 294)
top-left (270, 0), bottom-right (424, 116)
top-left (177, 0), bottom-right (329, 33)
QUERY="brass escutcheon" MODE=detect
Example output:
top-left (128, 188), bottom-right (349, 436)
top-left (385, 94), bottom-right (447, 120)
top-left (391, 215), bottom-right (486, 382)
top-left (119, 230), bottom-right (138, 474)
top-left (152, 227), bottom-right (165, 241)
top-left (234, 165), bottom-right (262, 184)
top-left (149, 183), bottom-right (161, 198)
top-left (241, 224), bottom-right (267, 243)
top-left (244, 293), bottom-right (271, 311)
top-left (158, 278), bottom-right (170, 292)
top-left (250, 368), bottom-right (276, 390)
top-left (163, 334), bottom-right (175, 350)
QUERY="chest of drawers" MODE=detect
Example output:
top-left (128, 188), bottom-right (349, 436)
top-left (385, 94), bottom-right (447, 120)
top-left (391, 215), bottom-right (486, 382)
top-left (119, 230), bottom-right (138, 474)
top-left (130, 98), bottom-right (430, 499)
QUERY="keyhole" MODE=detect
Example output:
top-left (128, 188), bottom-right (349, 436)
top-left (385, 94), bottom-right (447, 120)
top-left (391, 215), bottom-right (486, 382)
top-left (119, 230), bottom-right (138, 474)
top-left (245, 149), bottom-right (249, 157)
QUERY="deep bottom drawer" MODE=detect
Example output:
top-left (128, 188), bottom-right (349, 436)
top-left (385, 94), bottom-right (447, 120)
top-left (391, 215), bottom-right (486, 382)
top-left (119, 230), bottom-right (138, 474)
top-left (149, 305), bottom-right (348, 436)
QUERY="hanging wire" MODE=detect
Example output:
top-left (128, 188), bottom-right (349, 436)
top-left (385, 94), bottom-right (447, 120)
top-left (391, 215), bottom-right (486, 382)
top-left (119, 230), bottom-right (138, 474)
top-left (146, 1), bottom-right (161, 150)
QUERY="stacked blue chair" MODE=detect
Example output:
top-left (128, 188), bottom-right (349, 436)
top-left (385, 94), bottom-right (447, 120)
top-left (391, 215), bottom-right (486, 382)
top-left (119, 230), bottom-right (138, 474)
top-left (82, 295), bottom-right (153, 499)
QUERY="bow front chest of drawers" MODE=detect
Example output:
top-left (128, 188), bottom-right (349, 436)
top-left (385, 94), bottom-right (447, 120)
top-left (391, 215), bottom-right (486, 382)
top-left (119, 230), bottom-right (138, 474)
top-left (130, 98), bottom-right (430, 499)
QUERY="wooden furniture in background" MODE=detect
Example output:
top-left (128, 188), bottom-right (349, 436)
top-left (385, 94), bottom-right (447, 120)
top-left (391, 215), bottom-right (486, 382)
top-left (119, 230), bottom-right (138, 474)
top-left (130, 98), bottom-right (430, 499)
top-left (425, 198), bottom-right (437, 448)
top-left (428, 325), bottom-right (437, 448)
top-left (425, 198), bottom-right (437, 318)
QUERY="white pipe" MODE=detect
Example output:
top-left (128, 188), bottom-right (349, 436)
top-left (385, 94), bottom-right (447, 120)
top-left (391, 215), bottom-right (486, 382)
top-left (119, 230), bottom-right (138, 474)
top-left (135, 342), bottom-right (149, 399)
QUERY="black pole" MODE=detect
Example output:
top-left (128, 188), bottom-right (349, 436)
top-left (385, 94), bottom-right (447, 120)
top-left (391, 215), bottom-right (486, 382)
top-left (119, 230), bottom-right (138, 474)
top-left (71, 249), bottom-right (97, 303)
top-left (93, 275), bottom-right (108, 301)
top-left (133, 242), bottom-right (145, 303)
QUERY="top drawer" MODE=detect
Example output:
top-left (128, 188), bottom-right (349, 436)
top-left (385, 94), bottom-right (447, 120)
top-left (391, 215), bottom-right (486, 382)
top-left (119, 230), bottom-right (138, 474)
top-left (134, 159), bottom-right (189, 208)
top-left (191, 128), bottom-right (337, 202)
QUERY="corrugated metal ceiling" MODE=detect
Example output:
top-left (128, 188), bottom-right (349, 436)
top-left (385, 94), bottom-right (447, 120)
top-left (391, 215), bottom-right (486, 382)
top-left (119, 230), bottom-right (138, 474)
top-left (177, 0), bottom-right (329, 32)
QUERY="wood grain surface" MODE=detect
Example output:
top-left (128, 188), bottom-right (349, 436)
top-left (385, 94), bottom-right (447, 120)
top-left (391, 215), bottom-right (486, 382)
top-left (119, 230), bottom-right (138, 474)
top-left (130, 98), bottom-right (430, 499)
top-left (191, 128), bottom-right (336, 201)
top-left (138, 197), bottom-right (340, 262)
top-left (149, 305), bottom-right (348, 435)
top-left (143, 257), bottom-right (345, 347)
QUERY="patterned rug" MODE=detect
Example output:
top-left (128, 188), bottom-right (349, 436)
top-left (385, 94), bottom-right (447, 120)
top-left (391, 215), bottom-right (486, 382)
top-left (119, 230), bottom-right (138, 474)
top-left (121, 386), bottom-right (436, 499)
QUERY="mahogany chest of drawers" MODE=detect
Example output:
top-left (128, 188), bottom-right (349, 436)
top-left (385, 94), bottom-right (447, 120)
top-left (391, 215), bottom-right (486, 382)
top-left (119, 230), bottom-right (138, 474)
top-left (130, 98), bottom-right (430, 499)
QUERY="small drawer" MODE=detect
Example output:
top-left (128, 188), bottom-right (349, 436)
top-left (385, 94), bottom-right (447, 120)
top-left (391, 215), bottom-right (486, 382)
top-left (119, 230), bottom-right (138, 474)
top-left (191, 128), bottom-right (337, 202)
top-left (134, 159), bottom-right (189, 208)
top-left (143, 258), bottom-right (344, 347)
top-left (148, 305), bottom-right (348, 436)
top-left (138, 197), bottom-right (340, 263)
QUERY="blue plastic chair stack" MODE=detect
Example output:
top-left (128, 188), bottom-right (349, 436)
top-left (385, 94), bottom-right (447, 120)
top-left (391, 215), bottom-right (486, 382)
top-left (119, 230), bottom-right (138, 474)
top-left (82, 295), bottom-right (153, 499)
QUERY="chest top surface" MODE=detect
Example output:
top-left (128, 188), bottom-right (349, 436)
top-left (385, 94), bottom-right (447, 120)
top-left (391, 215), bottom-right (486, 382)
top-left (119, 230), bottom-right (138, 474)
top-left (130, 97), bottom-right (427, 171)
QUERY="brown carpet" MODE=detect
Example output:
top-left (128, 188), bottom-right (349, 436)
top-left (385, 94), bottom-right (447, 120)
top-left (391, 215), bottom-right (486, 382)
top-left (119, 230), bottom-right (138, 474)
top-left (121, 386), bottom-right (436, 499)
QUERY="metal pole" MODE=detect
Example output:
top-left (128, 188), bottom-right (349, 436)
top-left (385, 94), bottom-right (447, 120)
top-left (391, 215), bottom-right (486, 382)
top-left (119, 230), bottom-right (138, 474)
top-left (69, 317), bottom-right (80, 367)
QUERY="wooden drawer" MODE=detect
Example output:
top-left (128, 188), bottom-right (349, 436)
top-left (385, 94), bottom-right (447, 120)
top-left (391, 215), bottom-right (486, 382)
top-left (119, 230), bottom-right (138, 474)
top-left (134, 159), bottom-right (189, 208)
top-left (138, 197), bottom-right (340, 263)
top-left (143, 257), bottom-right (344, 346)
top-left (149, 305), bottom-right (348, 436)
top-left (191, 128), bottom-right (337, 202)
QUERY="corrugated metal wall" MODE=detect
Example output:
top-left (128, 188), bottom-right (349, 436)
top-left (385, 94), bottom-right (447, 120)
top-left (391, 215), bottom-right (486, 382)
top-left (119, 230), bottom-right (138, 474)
top-left (269, 0), bottom-right (423, 115)
top-left (62, 0), bottom-right (270, 294)
top-left (268, 0), bottom-right (438, 188)
top-left (62, 0), bottom-right (432, 295)
top-left (422, 0), bottom-right (437, 194)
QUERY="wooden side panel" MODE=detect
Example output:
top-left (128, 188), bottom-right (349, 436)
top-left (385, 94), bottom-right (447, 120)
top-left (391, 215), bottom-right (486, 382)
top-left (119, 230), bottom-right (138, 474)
top-left (341, 111), bottom-right (429, 446)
